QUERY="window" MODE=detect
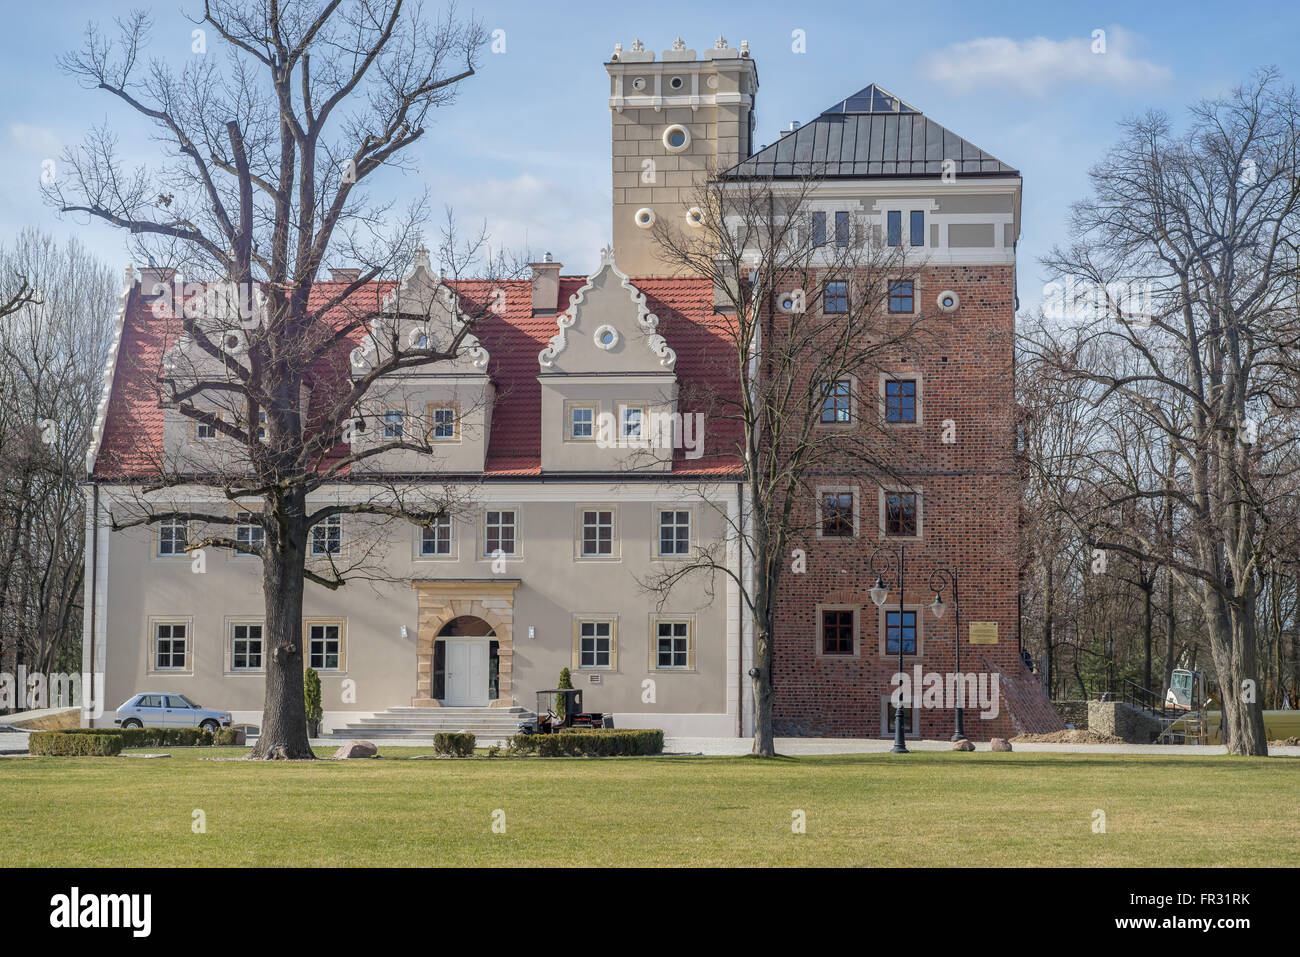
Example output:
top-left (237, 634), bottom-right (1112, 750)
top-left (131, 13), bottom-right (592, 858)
top-left (885, 609), bottom-right (918, 655)
top-left (820, 491), bottom-right (855, 538)
top-left (420, 515), bottom-right (453, 556)
top-left (656, 621), bottom-right (690, 669)
top-left (579, 621), bottom-right (612, 669)
top-left (835, 211), bottom-right (851, 247)
top-left (820, 379), bottom-right (852, 424)
top-left (485, 509), bottom-right (517, 556)
top-left (311, 515), bottom-right (342, 556)
top-left (824, 281), bottom-right (848, 314)
top-left (620, 406), bottom-right (644, 440)
top-left (569, 405), bottom-right (596, 440)
top-left (885, 379), bottom-right (917, 423)
top-left (887, 210), bottom-right (902, 246)
top-left (431, 405), bottom-right (456, 440)
top-left (884, 492), bottom-right (919, 538)
top-left (811, 211), bottom-right (827, 248)
top-left (822, 609), bottom-right (855, 655)
top-left (231, 623), bottom-right (263, 671)
top-left (888, 280), bottom-right (914, 314)
top-left (581, 509), bottom-right (614, 557)
top-left (882, 697), bottom-right (920, 737)
top-left (235, 511), bottom-right (264, 551)
top-left (658, 509), bottom-right (690, 556)
top-left (308, 622), bottom-right (341, 670)
top-left (154, 623), bottom-right (187, 670)
top-left (910, 209), bottom-right (925, 247)
top-left (256, 410), bottom-right (267, 441)
top-left (383, 410), bottom-right (404, 439)
top-left (195, 418), bottom-right (217, 440)
top-left (158, 519), bottom-right (189, 557)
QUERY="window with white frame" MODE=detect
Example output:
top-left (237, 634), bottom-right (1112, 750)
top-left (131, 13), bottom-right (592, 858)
top-left (308, 622), bottom-right (342, 670)
top-left (485, 510), bottom-right (517, 556)
top-left (581, 509), bottom-right (614, 557)
top-left (569, 404), bottom-right (596, 440)
top-left (195, 417), bottom-right (218, 440)
top-left (657, 509), bottom-right (690, 556)
top-left (420, 515), bottom-right (453, 556)
top-left (157, 519), bottom-right (189, 556)
top-left (655, 620), bottom-right (690, 669)
top-left (255, 410), bottom-right (267, 441)
top-left (578, 620), bottom-right (613, 669)
top-left (383, 410), bottom-right (405, 439)
top-left (235, 511), bottom-right (264, 550)
top-left (231, 623), bottom-right (263, 670)
top-left (310, 515), bottom-right (343, 556)
top-left (154, 622), bottom-right (187, 670)
top-left (430, 404), bottom-right (456, 440)
top-left (619, 405), bottom-right (644, 441)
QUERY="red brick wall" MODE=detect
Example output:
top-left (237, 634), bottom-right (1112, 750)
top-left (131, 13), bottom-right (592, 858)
top-left (771, 263), bottom-right (1048, 740)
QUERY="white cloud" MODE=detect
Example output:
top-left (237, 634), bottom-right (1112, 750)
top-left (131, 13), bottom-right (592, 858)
top-left (9, 123), bottom-right (62, 156)
top-left (920, 27), bottom-right (1170, 97)
top-left (438, 171), bottom-right (608, 275)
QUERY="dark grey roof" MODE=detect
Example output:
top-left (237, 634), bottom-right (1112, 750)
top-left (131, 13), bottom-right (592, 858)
top-left (726, 83), bottom-right (1018, 180)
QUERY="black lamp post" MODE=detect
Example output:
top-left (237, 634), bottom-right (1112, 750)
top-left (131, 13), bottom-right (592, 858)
top-left (868, 545), bottom-right (908, 754)
top-left (928, 566), bottom-right (967, 742)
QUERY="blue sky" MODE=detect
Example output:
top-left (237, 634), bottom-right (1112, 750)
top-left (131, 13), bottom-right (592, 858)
top-left (2, 0), bottom-right (1298, 310)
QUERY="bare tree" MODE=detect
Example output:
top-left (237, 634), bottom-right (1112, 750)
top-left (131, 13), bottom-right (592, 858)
top-left (0, 229), bottom-right (118, 704)
top-left (46, 2), bottom-right (492, 758)
top-left (641, 169), bottom-right (928, 756)
top-left (1025, 69), bottom-right (1300, 754)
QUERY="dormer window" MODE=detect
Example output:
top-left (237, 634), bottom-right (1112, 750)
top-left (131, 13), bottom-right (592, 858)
top-left (430, 404), bottom-right (457, 441)
top-left (620, 405), bottom-right (644, 440)
top-left (383, 410), bottom-right (405, 439)
top-left (569, 404), bottom-right (596, 440)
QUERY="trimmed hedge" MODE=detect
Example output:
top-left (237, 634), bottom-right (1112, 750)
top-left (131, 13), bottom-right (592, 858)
top-left (509, 729), bottom-right (664, 757)
top-left (30, 731), bottom-right (123, 756)
top-left (45, 727), bottom-right (242, 747)
top-left (433, 732), bottom-right (476, 757)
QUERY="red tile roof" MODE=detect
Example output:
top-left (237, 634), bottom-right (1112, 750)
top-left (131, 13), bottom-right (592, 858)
top-left (89, 274), bottom-right (743, 482)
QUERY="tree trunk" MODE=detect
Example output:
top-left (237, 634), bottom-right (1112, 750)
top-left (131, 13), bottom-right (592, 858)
top-left (1142, 579), bottom-right (1153, 693)
top-left (248, 489), bottom-right (314, 760)
top-left (1043, 559), bottom-right (1054, 698)
top-left (1163, 566), bottom-right (1176, 698)
top-left (751, 619), bottom-right (775, 757)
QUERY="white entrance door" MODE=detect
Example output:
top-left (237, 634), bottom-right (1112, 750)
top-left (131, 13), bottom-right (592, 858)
top-left (444, 639), bottom-right (490, 706)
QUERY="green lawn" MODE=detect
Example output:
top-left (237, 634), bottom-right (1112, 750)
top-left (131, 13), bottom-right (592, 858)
top-left (1, 747), bottom-right (1294, 866)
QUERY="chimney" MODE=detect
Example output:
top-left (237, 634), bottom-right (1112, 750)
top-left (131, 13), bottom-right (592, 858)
top-left (139, 264), bottom-right (177, 295)
top-left (529, 253), bottom-right (563, 314)
top-left (330, 268), bottom-right (362, 282)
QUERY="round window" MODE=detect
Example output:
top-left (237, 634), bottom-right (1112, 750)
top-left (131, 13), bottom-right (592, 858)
top-left (594, 325), bottom-right (620, 350)
top-left (634, 207), bottom-right (656, 229)
top-left (631, 76), bottom-right (646, 91)
top-left (662, 124), bottom-right (691, 153)
top-left (669, 75), bottom-right (684, 90)
top-left (685, 206), bottom-right (705, 228)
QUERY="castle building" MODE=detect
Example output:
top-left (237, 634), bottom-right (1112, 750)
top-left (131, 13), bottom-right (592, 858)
top-left (82, 38), bottom-right (1060, 740)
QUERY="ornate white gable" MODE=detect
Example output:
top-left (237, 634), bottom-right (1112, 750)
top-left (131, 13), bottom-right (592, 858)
top-left (538, 246), bottom-right (676, 371)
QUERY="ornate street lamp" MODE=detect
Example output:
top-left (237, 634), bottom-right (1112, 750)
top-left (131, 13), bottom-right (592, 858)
top-left (869, 545), bottom-right (908, 753)
top-left (928, 566), bottom-right (966, 741)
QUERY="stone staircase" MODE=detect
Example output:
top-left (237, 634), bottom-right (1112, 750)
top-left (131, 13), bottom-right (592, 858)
top-left (329, 706), bottom-right (535, 742)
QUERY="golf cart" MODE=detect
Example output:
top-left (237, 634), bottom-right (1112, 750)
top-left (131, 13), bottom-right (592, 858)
top-left (516, 688), bottom-right (613, 734)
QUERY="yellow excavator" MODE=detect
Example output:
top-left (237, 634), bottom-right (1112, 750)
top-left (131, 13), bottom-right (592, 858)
top-left (1162, 669), bottom-right (1300, 745)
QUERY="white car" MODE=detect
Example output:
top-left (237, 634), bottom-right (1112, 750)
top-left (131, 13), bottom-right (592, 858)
top-left (114, 693), bottom-right (232, 732)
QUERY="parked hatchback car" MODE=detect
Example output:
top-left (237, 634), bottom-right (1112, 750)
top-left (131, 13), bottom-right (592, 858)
top-left (115, 693), bottom-right (232, 732)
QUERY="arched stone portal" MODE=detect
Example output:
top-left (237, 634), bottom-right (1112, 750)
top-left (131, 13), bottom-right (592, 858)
top-left (411, 580), bottom-right (519, 707)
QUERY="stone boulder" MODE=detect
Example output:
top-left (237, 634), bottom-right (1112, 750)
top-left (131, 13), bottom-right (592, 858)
top-left (331, 740), bottom-right (378, 760)
top-left (952, 739), bottom-right (975, 751)
top-left (990, 737), bottom-right (1013, 752)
